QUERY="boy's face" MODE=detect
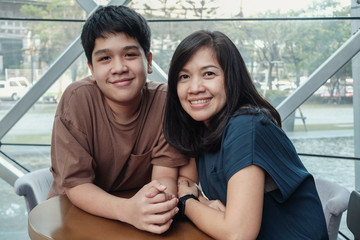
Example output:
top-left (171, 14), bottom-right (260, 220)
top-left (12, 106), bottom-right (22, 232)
top-left (88, 32), bottom-right (152, 110)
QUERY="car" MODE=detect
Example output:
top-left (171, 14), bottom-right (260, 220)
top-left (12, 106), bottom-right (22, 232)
top-left (0, 77), bottom-right (31, 101)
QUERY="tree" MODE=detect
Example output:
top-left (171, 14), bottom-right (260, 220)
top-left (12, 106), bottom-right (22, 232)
top-left (129, 0), bottom-right (219, 72)
top-left (179, 0), bottom-right (217, 19)
top-left (20, 0), bottom-right (86, 83)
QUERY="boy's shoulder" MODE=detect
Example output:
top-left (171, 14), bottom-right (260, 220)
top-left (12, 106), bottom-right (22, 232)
top-left (145, 81), bottom-right (168, 92)
top-left (66, 76), bottom-right (96, 90)
top-left (62, 76), bottom-right (98, 97)
top-left (59, 76), bottom-right (101, 108)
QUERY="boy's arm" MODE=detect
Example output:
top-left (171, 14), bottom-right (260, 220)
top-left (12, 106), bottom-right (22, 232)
top-left (65, 180), bottom-right (178, 234)
top-left (150, 157), bottom-right (198, 197)
top-left (179, 157), bottom-right (199, 183)
top-left (151, 165), bottom-right (178, 195)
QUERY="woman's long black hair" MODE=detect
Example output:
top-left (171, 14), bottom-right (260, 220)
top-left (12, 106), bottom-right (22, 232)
top-left (164, 30), bottom-right (281, 157)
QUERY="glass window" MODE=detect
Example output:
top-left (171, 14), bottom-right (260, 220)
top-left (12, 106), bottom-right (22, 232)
top-left (0, 0), bottom-right (358, 239)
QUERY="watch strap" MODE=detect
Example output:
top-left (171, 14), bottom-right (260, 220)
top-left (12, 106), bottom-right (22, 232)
top-left (178, 194), bottom-right (199, 218)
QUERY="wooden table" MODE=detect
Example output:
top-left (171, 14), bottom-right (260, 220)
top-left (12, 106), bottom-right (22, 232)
top-left (28, 193), bottom-right (213, 240)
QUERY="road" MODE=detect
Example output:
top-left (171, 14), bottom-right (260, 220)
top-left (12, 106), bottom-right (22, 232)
top-left (295, 105), bottom-right (353, 125)
top-left (0, 101), bottom-right (355, 139)
top-left (0, 101), bottom-right (56, 137)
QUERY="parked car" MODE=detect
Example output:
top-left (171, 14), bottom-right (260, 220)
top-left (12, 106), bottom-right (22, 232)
top-left (0, 77), bottom-right (31, 101)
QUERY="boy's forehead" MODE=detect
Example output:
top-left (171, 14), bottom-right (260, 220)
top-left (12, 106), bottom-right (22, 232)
top-left (100, 32), bottom-right (136, 42)
top-left (91, 32), bottom-right (145, 56)
top-left (94, 32), bottom-right (140, 47)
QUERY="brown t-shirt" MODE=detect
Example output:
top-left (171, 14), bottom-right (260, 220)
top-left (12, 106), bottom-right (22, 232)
top-left (48, 77), bottom-right (187, 198)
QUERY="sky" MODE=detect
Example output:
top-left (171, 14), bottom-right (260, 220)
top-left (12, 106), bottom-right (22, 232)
top-left (217, 0), bottom-right (351, 17)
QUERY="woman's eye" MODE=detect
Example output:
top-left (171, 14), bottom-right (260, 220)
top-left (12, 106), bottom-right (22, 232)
top-left (179, 74), bottom-right (189, 81)
top-left (204, 71), bottom-right (215, 77)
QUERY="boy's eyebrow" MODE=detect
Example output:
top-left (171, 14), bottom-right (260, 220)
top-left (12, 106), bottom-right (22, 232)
top-left (93, 48), bottom-right (110, 57)
top-left (93, 45), bottom-right (141, 57)
top-left (123, 45), bottom-right (141, 51)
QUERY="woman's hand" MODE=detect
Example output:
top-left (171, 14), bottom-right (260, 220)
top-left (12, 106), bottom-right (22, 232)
top-left (199, 197), bottom-right (226, 212)
top-left (178, 177), bottom-right (225, 211)
top-left (178, 176), bottom-right (199, 198)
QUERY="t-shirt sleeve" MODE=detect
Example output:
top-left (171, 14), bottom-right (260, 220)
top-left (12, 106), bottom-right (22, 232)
top-left (151, 128), bottom-right (189, 167)
top-left (50, 91), bottom-right (95, 193)
top-left (222, 114), bottom-right (310, 203)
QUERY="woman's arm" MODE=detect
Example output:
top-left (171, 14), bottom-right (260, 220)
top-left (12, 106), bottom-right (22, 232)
top-left (179, 165), bottom-right (265, 240)
top-left (178, 158), bottom-right (225, 211)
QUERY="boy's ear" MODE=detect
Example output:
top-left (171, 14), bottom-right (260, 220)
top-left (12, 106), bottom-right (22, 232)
top-left (147, 52), bottom-right (153, 74)
top-left (87, 62), bottom-right (95, 80)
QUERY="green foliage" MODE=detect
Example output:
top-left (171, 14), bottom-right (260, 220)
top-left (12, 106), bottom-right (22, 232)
top-left (259, 89), bottom-right (290, 106)
top-left (18, 0), bottom-right (352, 91)
top-left (20, 0), bottom-right (84, 66)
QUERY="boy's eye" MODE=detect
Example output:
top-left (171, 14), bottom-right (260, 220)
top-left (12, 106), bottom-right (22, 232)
top-left (99, 56), bottom-right (110, 61)
top-left (125, 52), bottom-right (139, 57)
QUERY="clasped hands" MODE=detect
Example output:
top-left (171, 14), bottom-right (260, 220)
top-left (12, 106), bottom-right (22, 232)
top-left (127, 178), bottom-right (225, 234)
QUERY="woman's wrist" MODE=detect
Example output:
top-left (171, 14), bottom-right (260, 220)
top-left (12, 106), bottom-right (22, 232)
top-left (178, 194), bottom-right (199, 218)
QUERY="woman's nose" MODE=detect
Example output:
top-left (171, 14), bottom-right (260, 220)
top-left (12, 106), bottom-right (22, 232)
top-left (189, 77), bottom-right (205, 93)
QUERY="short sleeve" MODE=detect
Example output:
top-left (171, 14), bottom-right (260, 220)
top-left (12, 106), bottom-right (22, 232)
top-left (151, 128), bottom-right (189, 167)
top-left (50, 92), bottom-right (95, 195)
top-left (222, 114), bottom-right (310, 203)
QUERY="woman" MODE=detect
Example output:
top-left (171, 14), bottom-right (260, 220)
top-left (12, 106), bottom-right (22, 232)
top-left (164, 30), bottom-right (328, 240)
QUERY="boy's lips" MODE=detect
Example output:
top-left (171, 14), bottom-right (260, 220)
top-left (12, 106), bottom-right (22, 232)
top-left (111, 78), bottom-right (133, 86)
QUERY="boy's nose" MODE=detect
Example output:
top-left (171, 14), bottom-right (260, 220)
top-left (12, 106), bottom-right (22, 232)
top-left (112, 58), bottom-right (128, 73)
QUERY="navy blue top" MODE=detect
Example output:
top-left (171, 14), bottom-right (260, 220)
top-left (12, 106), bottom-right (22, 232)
top-left (196, 111), bottom-right (328, 239)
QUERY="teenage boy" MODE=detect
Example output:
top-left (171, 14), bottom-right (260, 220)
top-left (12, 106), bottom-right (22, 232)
top-left (48, 5), bottom-right (189, 234)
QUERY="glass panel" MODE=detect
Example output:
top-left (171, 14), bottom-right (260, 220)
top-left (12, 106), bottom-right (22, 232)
top-left (0, 0), bottom-right (357, 239)
top-left (0, 178), bottom-right (28, 240)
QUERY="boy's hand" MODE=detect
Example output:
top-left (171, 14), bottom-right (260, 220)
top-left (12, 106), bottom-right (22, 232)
top-left (126, 180), bottom-right (179, 234)
top-left (145, 181), bottom-right (176, 199)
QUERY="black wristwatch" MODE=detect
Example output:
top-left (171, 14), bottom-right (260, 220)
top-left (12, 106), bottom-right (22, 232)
top-left (177, 194), bottom-right (199, 219)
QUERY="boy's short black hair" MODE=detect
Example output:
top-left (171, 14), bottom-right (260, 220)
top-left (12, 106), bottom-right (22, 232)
top-left (81, 5), bottom-right (151, 65)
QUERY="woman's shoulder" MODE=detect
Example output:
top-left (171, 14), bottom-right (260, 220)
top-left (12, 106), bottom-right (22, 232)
top-left (224, 108), bottom-right (285, 148)
top-left (228, 108), bottom-right (272, 128)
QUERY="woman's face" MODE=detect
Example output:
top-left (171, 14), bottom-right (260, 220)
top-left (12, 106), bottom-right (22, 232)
top-left (177, 47), bottom-right (226, 127)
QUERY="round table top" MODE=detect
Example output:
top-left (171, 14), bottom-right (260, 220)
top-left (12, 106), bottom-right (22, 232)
top-left (28, 194), bottom-right (213, 240)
